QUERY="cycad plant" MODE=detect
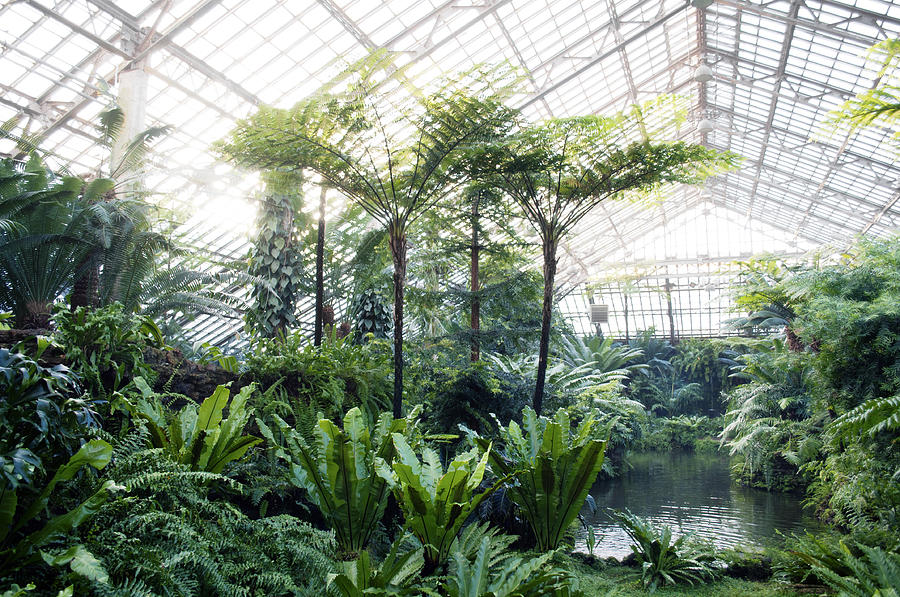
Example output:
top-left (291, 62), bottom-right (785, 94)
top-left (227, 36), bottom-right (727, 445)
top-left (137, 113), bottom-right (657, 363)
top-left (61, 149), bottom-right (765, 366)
top-left (0, 156), bottom-right (85, 328)
top-left (258, 406), bottom-right (411, 557)
top-left (474, 407), bottom-right (610, 551)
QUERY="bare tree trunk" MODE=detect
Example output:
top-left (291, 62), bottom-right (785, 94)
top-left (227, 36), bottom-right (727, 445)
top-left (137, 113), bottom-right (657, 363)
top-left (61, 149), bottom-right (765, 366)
top-left (533, 240), bottom-right (558, 415)
top-left (470, 195), bottom-right (480, 362)
top-left (665, 277), bottom-right (676, 345)
top-left (314, 185), bottom-right (327, 347)
top-left (389, 228), bottom-right (407, 419)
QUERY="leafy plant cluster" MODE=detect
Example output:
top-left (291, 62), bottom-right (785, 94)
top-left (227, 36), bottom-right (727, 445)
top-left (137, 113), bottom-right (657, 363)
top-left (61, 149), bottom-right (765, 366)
top-left (243, 332), bottom-right (393, 423)
top-left (52, 304), bottom-right (161, 399)
top-left (722, 236), bottom-right (900, 536)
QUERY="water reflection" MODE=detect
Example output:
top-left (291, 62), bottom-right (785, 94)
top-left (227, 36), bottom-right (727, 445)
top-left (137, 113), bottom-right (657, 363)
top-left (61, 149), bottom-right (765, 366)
top-left (577, 452), bottom-right (823, 558)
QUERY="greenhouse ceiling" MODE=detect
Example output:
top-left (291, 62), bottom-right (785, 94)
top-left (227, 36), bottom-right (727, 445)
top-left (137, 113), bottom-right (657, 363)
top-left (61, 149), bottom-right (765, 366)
top-left (1, 0), bottom-right (898, 301)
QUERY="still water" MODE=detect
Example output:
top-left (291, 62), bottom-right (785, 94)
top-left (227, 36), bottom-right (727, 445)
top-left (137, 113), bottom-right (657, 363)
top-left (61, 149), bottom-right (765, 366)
top-left (576, 451), bottom-right (823, 558)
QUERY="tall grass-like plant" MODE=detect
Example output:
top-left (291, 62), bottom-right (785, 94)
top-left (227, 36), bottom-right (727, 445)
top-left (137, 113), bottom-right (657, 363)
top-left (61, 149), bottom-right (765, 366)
top-left (384, 434), bottom-right (500, 573)
top-left (613, 509), bottom-right (717, 592)
top-left (258, 406), bottom-right (409, 557)
top-left (474, 407), bottom-right (610, 551)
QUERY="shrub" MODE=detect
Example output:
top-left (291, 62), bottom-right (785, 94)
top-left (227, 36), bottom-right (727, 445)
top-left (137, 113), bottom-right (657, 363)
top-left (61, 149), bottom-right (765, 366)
top-left (440, 523), bottom-right (581, 597)
top-left (416, 359), bottom-right (529, 447)
top-left (80, 440), bottom-right (336, 596)
top-left (0, 440), bottom-right (119, 585)
top-left (119, 380), bottom-right (262, 474)
top-left (244, 332), bottom-right (392, 421)
top-left (0, 348), bottom-right (99, 487)
top-left (385, 434), bottom-right (499, 573)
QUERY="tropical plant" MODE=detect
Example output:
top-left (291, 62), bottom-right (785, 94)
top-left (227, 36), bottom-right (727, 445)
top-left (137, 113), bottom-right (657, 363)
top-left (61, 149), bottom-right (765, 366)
top-left (613, 509), bottom-right (718, 592)
top-left (789, 538), bottom-right (900, 597)
top-left (351, 286), bottom-right (392, 342)
top-left (245, 332), bottom-right (393, 422)
top-left (0, 348), bottom-right (99, 487)
top-left (328, 536), bottom-right (424, 597)
top-left (80, 436), bottom-right (337, 596)
top-left (558, 334), bottom-right (647, 378)
top-left (0, 440), bottom-right (120, 579)
top-left (218, 53), bottom-right (519, 418)
top-left (416, 359), bottom-right (530, 446)
top-left (258, 406), bottom-right (410, 557)
top-left (247, 168), bottom-right (307, 338)
top-left (720, 381), bottom-right (821, 490)
top-left (465, 97), bottom-right (736, 413)
top-left (0, 155), bottom-right (86, 328)
top-left (385, 433), bottom-right (499, 572)
top-left (441, 524), bottom-right (578, 597)
top-left (52, 303), bottom-right (160, 398)
top-left (473, 407), bottom-right (610, 551)
top-left (820, 37), bottom-right (900, 153)
top-left (124, 381), bottom-right (261, 474)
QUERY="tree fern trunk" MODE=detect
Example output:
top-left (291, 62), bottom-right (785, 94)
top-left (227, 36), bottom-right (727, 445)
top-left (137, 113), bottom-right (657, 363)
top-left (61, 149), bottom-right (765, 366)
top-left (533, 239), bottom-right (558, 415)
top-left (389, 229), bottom-right (407, 419)
top-left (470, 194), bottom-right (480, 362)
top-left (314, 185), bottom-right (327, 347)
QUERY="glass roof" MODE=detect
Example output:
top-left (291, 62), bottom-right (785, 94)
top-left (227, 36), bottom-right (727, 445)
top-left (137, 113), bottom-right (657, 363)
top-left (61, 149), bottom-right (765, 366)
top-left (1, 0), bottom-right (898, 343)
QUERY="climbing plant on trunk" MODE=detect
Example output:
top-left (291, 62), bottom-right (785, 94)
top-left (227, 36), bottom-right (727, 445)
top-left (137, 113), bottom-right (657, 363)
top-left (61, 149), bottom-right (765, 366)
top-left (247, 169), bottom-right (306, 338)
top-left (467, 98), bottom-right (737, 414)
top-left (217, 55), bottom-right (517, 417)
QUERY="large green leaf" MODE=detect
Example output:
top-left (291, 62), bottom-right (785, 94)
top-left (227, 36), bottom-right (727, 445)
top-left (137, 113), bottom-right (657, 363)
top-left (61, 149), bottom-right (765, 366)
top-left (14, 439), bottom-right (112, 535)
top-left (481, 407), bottom-right (609, 551)
top-left (265, 406), bottom-right (403, 554)
top-left (41, 544), bottom-right (109, 584)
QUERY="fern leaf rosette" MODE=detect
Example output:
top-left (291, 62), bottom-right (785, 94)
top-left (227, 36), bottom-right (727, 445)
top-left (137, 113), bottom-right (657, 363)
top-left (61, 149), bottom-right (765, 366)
top-left (384, 435), bottom-right (499, 573)
top-left (260, 407), bottom-right (406, 556)
top-left (477, 407), bottom-right (610, 551)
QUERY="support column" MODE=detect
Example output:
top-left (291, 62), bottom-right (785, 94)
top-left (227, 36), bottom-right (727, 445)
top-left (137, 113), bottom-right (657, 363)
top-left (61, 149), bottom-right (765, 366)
top-left (110, 68), bottom-right (149, 173)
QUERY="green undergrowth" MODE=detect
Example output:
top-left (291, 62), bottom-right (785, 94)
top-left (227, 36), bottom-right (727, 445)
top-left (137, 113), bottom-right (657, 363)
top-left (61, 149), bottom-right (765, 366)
top-left (564, 558), bottom-right (803, 597)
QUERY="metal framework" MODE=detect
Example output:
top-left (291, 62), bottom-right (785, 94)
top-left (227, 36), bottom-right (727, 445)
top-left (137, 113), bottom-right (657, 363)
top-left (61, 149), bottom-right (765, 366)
top-left (1, 0), bottom-right (898, 343)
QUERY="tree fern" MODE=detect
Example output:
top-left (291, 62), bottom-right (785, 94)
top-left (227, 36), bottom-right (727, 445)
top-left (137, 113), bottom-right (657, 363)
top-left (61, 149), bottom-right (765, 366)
top-left (830, 395), bottom-right (900, 442)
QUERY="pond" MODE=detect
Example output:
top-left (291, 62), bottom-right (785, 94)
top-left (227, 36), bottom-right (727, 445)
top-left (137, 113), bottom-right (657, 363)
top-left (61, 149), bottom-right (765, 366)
top-left (576, 451), bottom-right (824, 558)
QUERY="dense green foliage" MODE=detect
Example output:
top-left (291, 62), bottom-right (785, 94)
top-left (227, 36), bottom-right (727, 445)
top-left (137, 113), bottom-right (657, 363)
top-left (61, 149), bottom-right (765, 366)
top-left (246, 170), bottom-right (307, 337)
top-left (614, 510), bottom-right (718, 592)
top-left (474, 407), bottom-right (610, 551)
top-left (723, 238), bottom-right (900, 535)
top-left (386, 435), bottom-right (498, 572)
top-left (4, 47), bottom-right (899, 597)
top-left (259, 407), bottom-right (408, 557)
